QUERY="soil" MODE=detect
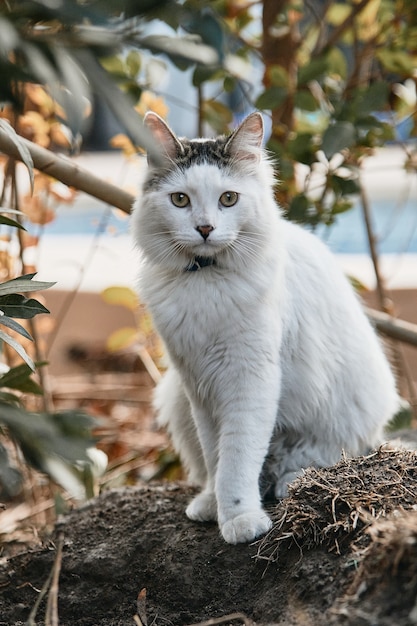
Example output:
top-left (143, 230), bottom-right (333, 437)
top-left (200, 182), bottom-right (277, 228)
top-left (1, 446), bottom-right (417, 626)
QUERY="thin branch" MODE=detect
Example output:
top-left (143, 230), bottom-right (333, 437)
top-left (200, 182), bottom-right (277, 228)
top-left (0, 129), bottom-right (135, 214)
top-left (186, 613), bottom-right (254, 626)
top-left (319, 0), bottom-right (371, 54)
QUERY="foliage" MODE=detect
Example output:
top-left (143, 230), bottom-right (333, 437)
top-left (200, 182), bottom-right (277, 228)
top-left (0, 0), bottom-right (224, 161)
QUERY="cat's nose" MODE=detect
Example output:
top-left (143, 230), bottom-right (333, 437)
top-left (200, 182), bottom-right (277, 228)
top-left (196, 224), bottom-right (214, 240)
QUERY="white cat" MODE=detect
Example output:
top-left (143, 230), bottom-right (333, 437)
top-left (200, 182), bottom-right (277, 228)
top-left (132, 112), bottom-right (400, 544)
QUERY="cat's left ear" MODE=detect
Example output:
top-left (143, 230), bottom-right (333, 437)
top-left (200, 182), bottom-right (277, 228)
top-left (225, 112), bottom-right (264, 162)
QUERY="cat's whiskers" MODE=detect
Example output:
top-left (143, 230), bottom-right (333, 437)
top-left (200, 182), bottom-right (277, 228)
top-left (228, 232), bottom-right (266, 266)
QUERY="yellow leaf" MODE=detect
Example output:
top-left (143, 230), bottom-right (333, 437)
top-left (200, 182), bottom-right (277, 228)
top-left (101, 286), bottom-right (139, 311)
top-left (106, 327), bottom-right (138, 352)
top-left (109, 133), bottom-right (136, 156)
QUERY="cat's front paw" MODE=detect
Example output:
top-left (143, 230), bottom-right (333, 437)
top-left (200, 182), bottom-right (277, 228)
top-left (186, 491), bottom-right (217, 522)
top-left (220, 510), bottom-right (272, 544)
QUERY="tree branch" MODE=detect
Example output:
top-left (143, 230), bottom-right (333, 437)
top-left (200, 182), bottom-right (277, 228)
top-left (365, 307), bottom-right (417, 348)
top-left (0, 129), bottom-right (136, 214)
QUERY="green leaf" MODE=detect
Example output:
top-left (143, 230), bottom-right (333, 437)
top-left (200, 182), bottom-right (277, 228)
top-left (223, 75), bottom-right (237, 93)
top-left (354, 81), bottom-right (389, 118)
top-left (0, 315), bottom-right (32, 341)
top-left (386, 403), bottom-right (412, 432)
top-left (286, 194), bottom-right (310, 222)
top-left (0, 328), bottom-right (35, 370)
top-left (298, 57), bottom-right (329, 86)
top-left (192, 64), bottom-right (223, 87)
top-left (377, 49), bottom-right (417, 75)
top-left (330, 174), bottom-right (360, 196)
top-left (321, 122), bottom-right (356, 158)
top-left (287, 133), bottom-right (315, 165)
top-left (255, 87), bottom-right (287, 110)
top-left (0, 363), bottom-right (43, 395)
top-left (326, 48), bottom-right (348, 81)
top-left (0, 215), bottom-right (26, 230)
top-left (268, 64), bottom-right (289, 88)
top-left (294, 90), bottom-right (318, 112)
top-left (0, 294), bottom-right (50, 318)
top-left (0, 274), bottom-right (56, 296)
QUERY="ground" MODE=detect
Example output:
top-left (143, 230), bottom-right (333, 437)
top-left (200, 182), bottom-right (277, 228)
top-left (1, 446), bottom-right (417, 626)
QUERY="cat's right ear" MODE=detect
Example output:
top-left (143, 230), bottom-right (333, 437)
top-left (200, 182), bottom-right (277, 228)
top-left (144, 112), bottom-right (182, 167)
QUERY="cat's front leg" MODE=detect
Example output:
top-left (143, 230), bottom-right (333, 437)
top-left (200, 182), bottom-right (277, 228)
top-left (215, 392), bottom-right (279, 544)
top-left (185, 404), bottom-right (219, 523)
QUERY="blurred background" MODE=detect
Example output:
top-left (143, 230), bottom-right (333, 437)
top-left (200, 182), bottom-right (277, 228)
top-left (0, 0), bottom-right (416, 552)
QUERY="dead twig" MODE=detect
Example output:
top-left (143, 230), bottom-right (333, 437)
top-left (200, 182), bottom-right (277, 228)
top-left (186, 613), bottom-right (254, 626)
top-left (26, 534), bottom-right (64, 626)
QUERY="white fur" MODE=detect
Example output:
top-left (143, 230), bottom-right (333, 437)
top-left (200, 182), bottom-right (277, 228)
top-left (131, 114), bottom-right (400, 544)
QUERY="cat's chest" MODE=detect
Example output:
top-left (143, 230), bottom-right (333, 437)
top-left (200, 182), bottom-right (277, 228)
top-left (142, 268), bottom-right (273, 352)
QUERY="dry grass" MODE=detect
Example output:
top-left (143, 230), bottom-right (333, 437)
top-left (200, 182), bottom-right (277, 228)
top-left (256, 446), bottom-right (417, 562)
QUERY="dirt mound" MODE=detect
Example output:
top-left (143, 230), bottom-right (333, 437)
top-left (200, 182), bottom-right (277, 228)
top-left (1, 447), bottom-right (417, 626)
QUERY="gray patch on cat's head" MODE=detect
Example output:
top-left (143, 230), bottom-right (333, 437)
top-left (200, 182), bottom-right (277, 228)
top-left (143, 136), bottom-right (232, 192)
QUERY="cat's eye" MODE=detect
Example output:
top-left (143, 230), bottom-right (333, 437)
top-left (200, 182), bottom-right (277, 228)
top-left (219, 191), bottom-right (238, 207)
top-left (171, 192), bottom-right (190, 208)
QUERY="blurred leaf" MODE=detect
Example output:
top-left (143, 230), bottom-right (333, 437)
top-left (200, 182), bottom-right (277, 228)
top-left (255, 87), bottom-right (287, 110)
top-left (101, 286), bottom-right (139, 311)
top-left (377, 49), bottom-right (417, 75)
top-left (0, 403), bottom-right (95, 471)
top-left (326, 3), bottom-right (351, 26)
top-left (298, 57), bottom-right (329, 86)
top-left (71, 48), bottom-right (165, 166)
top-left (286, 194), bottom-right (310, 222)
top-left (0, 363), bottom-right (44, 395)
top-left (126, 49), bottom-right (142, 77)
top-left (347, 275), bottom-right (369, 292)
top-left (294, 90), bottom-right (318, 112)
top-left (321, 122), bottom-right (355, 158)
top-left (49, 45), bottom-right (91, 137)
top-left (0, 120), bottom-right (34, 192)
top-left (202, 99), bottom-right (233, 133)
top-left (267, 64), bottom-right (289, 88)
top-left (354, 81), bottom-right (389, 118)
top-left (192, 64), bottom-right (223, 87)
top-left (138, 34), bottom-right (219, 66)
top-left (326, 47), bottom-right (348, 80)
top-left (0, 315), bottom-right (32, 341)
top-left (386, 403), bottom-right (413, 432)
top-left (0, 214), bottom-right (25, 230)
top-left (287, 133), bottom-right (315, 165)
top-left (330, 174), bottom-right (360, 196)
top-left (182, 9), bottom-right (225, 60)
top-left (106, 326), bottom-right (138, 352)
top-left (0, 273), bottom-right (55, 296)
top-left (0, 328), bottom-right (35, 370)
top-left (0, 442), bottom-right (22, 498)
top-left (0, 294), bottom-right (50, 318)
top-left (330, 198), bottom-right (354, 216)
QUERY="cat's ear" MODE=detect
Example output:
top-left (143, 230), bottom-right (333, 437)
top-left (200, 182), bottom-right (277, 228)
top-left (225, 112), bottom-right (264, 162)
top-left (144, 112), bottom-right (182, 166)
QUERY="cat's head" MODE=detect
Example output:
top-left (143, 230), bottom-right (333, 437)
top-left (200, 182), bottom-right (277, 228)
top-left (133, 113), bottom-right (277, 272)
